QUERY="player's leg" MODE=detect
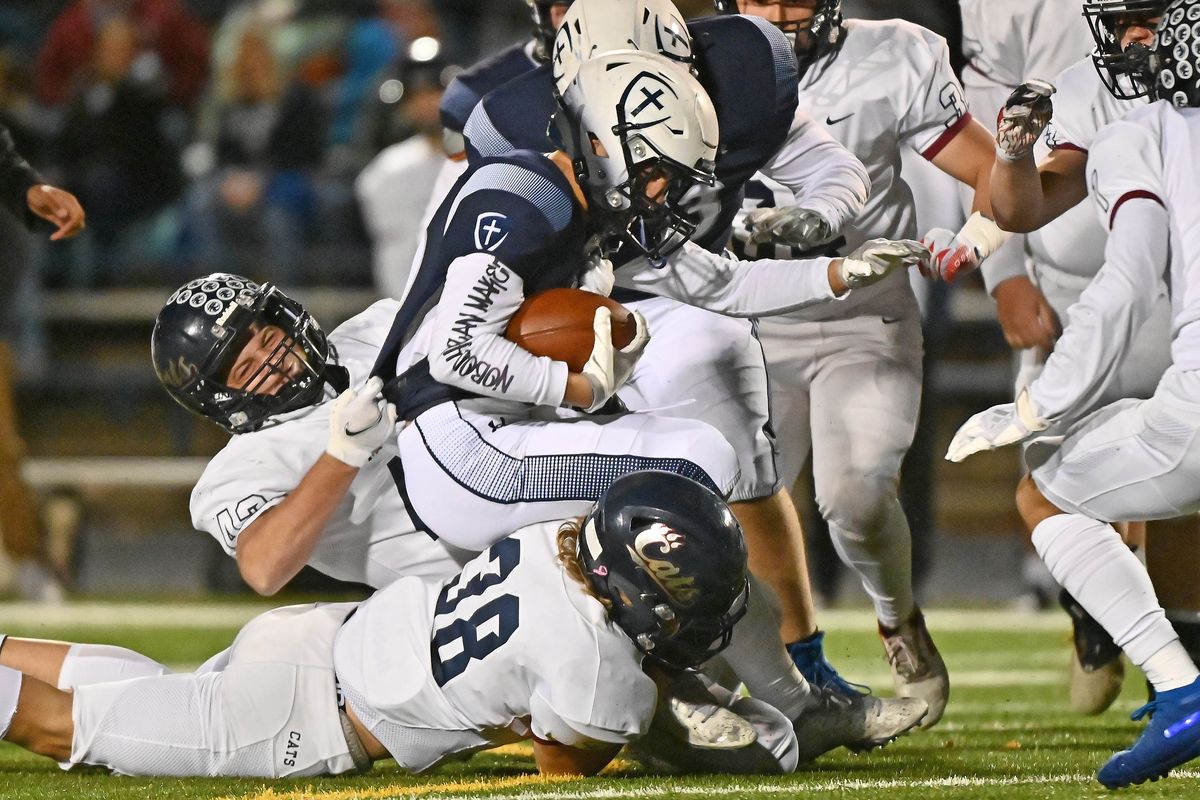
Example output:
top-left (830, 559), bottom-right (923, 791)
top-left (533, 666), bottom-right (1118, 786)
top-left (0, 635), bottom-right (167, 689)
top-left (619, 300), bottom-right (824, 646)
top-left (805, 313), bottom-right (948, 726)
top-left (1020, 381), bottom-right (1200, 787)
top-left (0, 665), bottom-right (74, 762)
top-left (398, 399), bottom-right (740, 549)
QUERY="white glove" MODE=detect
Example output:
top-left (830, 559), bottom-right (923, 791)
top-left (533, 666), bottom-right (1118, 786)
top-left (743, 206), bottom-right (834, 250)
top-left (580, 307), bottom-right (648, 413)
top-left (839, 238), bottom-right (932, 290)
top-left (612, 309), bottom-right (650, 388)
top-left (579, 250), bottom-right (615, 296)
top-left (326, 376), bottom-right (398, 467)
top-left (920, 212), bottom-right (1012, 283)
top-left (945, 388), bottom-right (1049, 463)
top-left (995, 79), bottom-right (1055, 161)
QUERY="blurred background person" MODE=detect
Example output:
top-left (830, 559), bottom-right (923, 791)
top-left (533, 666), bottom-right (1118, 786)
top-left (355, 37), bottom-right (456, 300)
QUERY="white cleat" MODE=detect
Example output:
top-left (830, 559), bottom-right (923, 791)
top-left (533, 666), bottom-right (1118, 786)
top-left (792, 688), bottom-right (928, 763)
top-left (880, 608), bottom-right (949, 729)
top-left (655, 670), bottom-right (757, 750)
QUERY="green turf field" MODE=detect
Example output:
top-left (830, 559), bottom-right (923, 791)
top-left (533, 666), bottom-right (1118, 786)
top-left (1, 604), bottom-right (1196, 800)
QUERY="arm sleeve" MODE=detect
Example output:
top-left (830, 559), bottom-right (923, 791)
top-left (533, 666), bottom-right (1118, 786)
top-left (1027, 123), bottom-right (1167, 422)
top-left (757, 109), bottom-right (870, 234)
top-left (896, 28), bottom-right (973, 159)
top-left (615, 242), bottom-right (837, 317)
top-left (427, 252), bottom-right (568, 406)
top-left (0, 124), bottom-right (42, 223)
top-left (189, 443), bottom-right (295, 556)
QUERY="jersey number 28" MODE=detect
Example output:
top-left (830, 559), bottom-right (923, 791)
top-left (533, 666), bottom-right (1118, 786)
top-left (430, 537), bottom-right (520, 686)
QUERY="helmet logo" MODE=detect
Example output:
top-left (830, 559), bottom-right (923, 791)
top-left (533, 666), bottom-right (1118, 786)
top-left (474, 212), bottom-right (510, 252)
top-left (627, 522), bottom-right (698, 605)
top-left (624, 73), bottom-right (684, 136)
top-left (159, 355), bottom-right (199, 389)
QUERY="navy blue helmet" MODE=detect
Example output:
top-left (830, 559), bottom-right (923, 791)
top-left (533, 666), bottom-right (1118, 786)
top-left (151, 274), bottom-right (347, 435)
top-left (578, 470), bottom-right (749, 670)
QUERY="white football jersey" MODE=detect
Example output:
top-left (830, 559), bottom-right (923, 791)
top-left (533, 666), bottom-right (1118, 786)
top-left (960, 0), bottom-right (1094, 95)
top-left (1029, 102), bottom-right (1200, 419)
top-left (743, 19), bottom-right (970, 319)
top-left (190, 300), bottom-right (465, 588)
top-left (332, 522), bottom-right (656, 771)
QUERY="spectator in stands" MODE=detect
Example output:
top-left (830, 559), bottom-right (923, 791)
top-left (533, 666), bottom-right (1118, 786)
top-left (55, 16), bottom-right (185, 287)
top-left (184, 27), bottom-right (327, 285)
top-left (35, 0), bottom-right (210, 111)
top-left (0, 119), bottom-right (85, 601)
top-left (355, 37), bottom-right (454, 299)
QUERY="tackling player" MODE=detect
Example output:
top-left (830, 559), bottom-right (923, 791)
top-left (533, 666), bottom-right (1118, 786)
top-left (722, 0), bottom-right (1013, 726)
top-left (946, 4), bottom-right (1200, 785)
top-left (0, 472), bottom-right (793, 778)
top-left (454, 0), bottom-right (875, 697)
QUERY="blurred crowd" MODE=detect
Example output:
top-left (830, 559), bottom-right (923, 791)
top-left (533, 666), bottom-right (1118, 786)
top-left (0, 0), bottom-right (531, 291)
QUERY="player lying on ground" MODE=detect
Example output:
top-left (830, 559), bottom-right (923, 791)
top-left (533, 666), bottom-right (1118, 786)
top-left (150, 275), bottom-right (928, 768)
top-left (947, 3), bottom-right (1200, 787)
top-left (0, 472), bottom-right (925, 778)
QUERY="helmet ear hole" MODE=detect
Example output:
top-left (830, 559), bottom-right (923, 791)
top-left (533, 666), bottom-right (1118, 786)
top-left (588, 132), bottom-right (609, 157)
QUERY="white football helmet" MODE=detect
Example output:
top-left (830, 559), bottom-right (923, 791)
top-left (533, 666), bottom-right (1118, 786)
top-left (552, 0), bottom-right (692, 96)
top-left (557, 50), bottom-right (718, 263)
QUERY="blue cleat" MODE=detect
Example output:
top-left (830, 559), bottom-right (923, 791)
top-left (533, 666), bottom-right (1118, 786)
top-left (787, 630), bottom-right (870, 698)
top-left (1098, 675), bottom-right (1200, 789)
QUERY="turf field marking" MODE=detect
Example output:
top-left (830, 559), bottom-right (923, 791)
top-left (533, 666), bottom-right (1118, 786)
top-left (0, 604), bottom-right (1078, 632)
top-left (234, 770), bottom-right (1200, 800)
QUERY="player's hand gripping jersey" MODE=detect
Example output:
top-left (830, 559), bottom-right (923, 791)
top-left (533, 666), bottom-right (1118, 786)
top-left (332, 522), bottom-right (657, 769)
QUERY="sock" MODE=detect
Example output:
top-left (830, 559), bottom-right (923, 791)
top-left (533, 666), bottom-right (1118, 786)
top-left (57, 644), bottom-right (169, 690)
top-left (0, 664), bottom-right (21, 739)
top-left (719, 577), bottom-right (815, 719)
top-left (1033, 514), bottom-right (1197, 691)
top-left (827, 498), bottom-right (915, 628)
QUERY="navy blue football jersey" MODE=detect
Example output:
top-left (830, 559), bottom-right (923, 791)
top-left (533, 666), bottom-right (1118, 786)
top-left (440, 42), bottom-right (540, 136)
top-left (462, 14), bottom-right (799, 254)
top-left (372, 150), bottom-right (588, 414)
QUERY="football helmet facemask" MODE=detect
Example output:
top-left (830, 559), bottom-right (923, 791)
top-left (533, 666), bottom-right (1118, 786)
top-left (151, 274), bottom-right (348, 435)
top-left (527, 0), bottom-right (575, 62)
top-left (714, 0), bottom-right (844, 69)
top-left (578, 470), bottom-right (750, 671)
top-left (1083, 0), bottom-right (1167, 98)
top-left (556, 51), bottom-right (718, 265)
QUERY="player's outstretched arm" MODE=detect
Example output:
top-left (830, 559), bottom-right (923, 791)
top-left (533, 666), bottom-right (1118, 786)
top-left (990, 146), bottom-right (1089, 233)
top-left (236, 379), bottom-right (395, 595)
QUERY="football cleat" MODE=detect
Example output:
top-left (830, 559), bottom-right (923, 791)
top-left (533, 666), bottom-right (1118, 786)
top-left (1098, 675), bottom-right (1200, 789)
top-left (787, 630), bottom-right (870, 698)
top-left (791, 687), bottom-right (928, 763)
top-left (880, 608), bottom-right (949, 729)
top-left (653, 670), bottom-right (757, 751)
top-left (1061, 588), bottom-right (1125, 715)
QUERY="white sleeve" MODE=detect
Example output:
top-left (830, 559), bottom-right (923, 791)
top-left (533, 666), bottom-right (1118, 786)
top-left (190, 439), bottom-right (299, 555)
top-left (757, 109), bottom-right (870, 234)
top-left (528, 689), bottom-right (642, 747)
top-left (615, 242), bottom-right (838, 317)
top-left (427, 252), bottom-right (569, 406)
top-left (896, 28), bottom-right (972, 159)
top-left (1028, 197), bottom-right (1168, 422)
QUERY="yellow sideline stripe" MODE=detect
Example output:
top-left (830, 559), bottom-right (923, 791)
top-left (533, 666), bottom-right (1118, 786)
top-left (226, 774), bottom-right (575, 800)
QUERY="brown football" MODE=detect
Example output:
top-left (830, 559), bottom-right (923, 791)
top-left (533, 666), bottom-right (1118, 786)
top-left (505, 288), bottom-right (637, 372)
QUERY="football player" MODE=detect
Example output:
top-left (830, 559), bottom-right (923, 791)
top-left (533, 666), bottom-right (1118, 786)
top-left (984, 0), bottom-right (1197, 716)
top-left (0, 472), bottom-right (796, 778)
top-left (721, 0), bottom-right (1013, 726)
top-left (372, 46), bottom-right (926, 593)
top-left (150, 273), bottom-right (928, 762)
top-left (456, 0), bottom-right (875, 697)
top-left (947, 3), bottom-right (1200, 785)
